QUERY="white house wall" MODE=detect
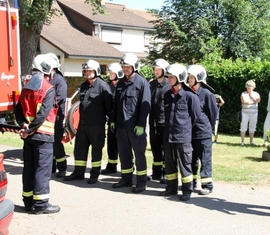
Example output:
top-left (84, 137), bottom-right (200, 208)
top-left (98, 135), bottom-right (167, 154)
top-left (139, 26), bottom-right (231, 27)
top-left (109, 28), bottom-right (149, 53)
top-left (39, 39), bottom-right (65, 71)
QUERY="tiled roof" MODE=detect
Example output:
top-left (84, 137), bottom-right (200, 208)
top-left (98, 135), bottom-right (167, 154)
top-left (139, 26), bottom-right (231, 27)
top-left (57, 0), bottom-right (154, 29)
top-left (41, 3), bottom-right (123, 59)
top-left (128, 8), bottom-right (157, 22)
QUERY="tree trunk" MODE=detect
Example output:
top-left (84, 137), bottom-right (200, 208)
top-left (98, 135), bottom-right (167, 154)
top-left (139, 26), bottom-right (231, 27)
top-left (19, 23), bottom-right (43, 76)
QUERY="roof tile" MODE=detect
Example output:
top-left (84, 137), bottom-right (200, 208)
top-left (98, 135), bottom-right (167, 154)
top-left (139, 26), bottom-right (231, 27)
top-left (41, 3), bottom-right (123, 59)
top-left (58, 0), bottom-right (153, 29)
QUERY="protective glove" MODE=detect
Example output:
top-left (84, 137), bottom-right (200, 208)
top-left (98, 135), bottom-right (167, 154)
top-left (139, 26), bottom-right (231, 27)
top-left (134, 125), bottom-right (144, 136)
top-left (110, 122), bottom-right (116, 133)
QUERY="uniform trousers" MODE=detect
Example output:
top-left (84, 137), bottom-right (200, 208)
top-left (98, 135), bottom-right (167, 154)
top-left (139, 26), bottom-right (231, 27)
top-left (191, 138), bottom-right (213, 190)
top-left (53, 127), bottom-right (67, 171)
top-left (73, 125), bottom-right (105, 178)
top-left (163, 142), bottom-right (193, 194)
top-left (149, 125), bottom-right (165, 177)
top-left (106, 124), bottom-right (118, 167)
top-left (116, 128), bottom-right (147, 186)
top-left (22, 139), bottom-right (53, 208)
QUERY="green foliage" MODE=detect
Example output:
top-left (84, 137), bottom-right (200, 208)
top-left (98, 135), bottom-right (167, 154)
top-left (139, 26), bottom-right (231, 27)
top-left (19, 0), bottom-right (109, 27)
top-left (102, 74), bottom-right (110, 83)
top-left (19, 0), bottom-right (61, 27)
top-left (148, 0), bottom-right (270, 63)
top-left (84, 0), bottom-right (112, 14)
top-left (203, 58), bottom-right (270, 135)
top-left (266, 129), bottom-right (270, 152)
top-left (139, 65), bottom-right (154, 81)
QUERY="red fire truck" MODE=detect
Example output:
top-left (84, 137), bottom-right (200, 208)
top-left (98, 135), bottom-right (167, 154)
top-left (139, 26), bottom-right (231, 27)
top-left (0, 0), bottom-right (79, 143)
top-left (0, 0), bottom-right (21, 127)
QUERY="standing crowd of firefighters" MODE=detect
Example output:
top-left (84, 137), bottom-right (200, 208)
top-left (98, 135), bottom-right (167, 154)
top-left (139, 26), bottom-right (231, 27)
top-left (15, 52), bottom-right (218, 214)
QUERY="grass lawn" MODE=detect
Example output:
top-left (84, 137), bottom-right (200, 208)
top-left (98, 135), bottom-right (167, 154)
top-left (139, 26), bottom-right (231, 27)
top-left (1, 132), bottom-right (269, 186)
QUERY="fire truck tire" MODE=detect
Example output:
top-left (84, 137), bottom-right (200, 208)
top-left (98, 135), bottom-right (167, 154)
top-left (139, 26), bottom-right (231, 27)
top-left (66, 101), bottom-right (80, 136)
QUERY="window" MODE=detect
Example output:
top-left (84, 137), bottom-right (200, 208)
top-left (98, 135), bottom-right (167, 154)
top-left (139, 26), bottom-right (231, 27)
top-left (101, 28), bottom-right (122, 44)
top-left (144, 32), bottom-right (150, 47)
top-left (100, 65), bottom-right (107, 75)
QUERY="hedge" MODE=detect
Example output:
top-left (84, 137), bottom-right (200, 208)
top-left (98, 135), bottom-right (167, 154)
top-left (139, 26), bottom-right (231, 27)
top-left (139, 59), bottom-right (270, 136)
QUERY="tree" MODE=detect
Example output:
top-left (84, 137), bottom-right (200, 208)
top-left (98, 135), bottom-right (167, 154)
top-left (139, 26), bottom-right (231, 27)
top-left (148, 0), bottom-right (270, 64)
top-left (19, 0), bottom-right (108, 75)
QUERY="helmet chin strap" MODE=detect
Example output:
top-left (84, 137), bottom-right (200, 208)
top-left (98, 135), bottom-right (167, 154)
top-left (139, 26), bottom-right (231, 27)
top-left (87, 76), bottom-right (95, 80)
top-left (192, 80), bottom-right (198, 88)
top-left (157, 71), bottom-right (164, 79)
top-left (126, 70), bottom-right (135, 79)
top-left (87, 71), bottom-right (97, 80)
top-left (173, 80), bottom-right (180, 87)
top-left (187, 77), bottom-right (198, 88)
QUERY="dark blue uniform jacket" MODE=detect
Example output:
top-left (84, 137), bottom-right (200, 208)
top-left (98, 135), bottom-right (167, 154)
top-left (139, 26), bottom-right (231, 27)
top-left (164, 85), bottom-right (201, 143)
top-left (79, 77), bottom-right (113, 126)
top-left (111, 73), bottom-right (151, 130)
top-left (50, 73), bottom-right (67, 128)
top-left (192, 86), bottom-right (218, 139)
top-left (149, 77), bottom-right (171, 127)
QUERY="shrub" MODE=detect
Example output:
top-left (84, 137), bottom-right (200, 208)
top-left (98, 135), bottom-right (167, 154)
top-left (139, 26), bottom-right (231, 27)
top-left (203, 58), bottom-right (270, 135)
top-left (139, 65), bottom-right (154, 81)
top-left (266, 129), bottom-right (270, 152)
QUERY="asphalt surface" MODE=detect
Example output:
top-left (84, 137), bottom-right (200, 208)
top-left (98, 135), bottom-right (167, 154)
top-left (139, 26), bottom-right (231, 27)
top-left (1, 144), bottom-right (270, 235)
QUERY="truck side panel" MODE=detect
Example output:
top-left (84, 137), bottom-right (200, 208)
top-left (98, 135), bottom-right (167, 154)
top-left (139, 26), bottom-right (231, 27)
top-left (0, 4), bottom-right (21, 114)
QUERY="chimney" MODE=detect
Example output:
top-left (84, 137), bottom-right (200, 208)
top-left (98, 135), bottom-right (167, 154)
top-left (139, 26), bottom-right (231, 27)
top-left (100, 0), bottom-right (105, 6)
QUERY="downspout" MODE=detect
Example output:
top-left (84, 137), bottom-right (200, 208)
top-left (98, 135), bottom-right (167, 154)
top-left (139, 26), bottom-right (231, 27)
top-left (98, 23), bottom-right (101, 39)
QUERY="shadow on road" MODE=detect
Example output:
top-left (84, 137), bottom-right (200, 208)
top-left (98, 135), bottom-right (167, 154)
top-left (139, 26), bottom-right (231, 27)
top-left (166, 195), bottom-right (270, 216)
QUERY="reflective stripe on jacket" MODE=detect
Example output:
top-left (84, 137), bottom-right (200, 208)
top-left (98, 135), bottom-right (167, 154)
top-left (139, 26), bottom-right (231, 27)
top-left (20, 79), bottom-right (57, 135)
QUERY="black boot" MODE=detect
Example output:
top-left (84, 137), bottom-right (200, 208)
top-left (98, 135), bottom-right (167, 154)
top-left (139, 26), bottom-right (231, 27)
top-left (64, 171), bottom-right (84, 181)
top-left (101, 164), bottom-right (117, 175)
top-left (132, 184), bottom-right (146, 193)
top-left (33, 204), bottom-right (60, 214)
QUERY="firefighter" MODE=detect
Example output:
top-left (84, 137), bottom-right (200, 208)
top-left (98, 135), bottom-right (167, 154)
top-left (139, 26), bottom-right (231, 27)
top-left (64, 60), bottom-right (113, 184)
top-left (159, 64), bottom-right (201, 201)
top-left (15, 54), bottom-right (60, 214)
top-left (46, 53), bottom-right (68, 178)
top-left (148, 58), bottom-right (171, 184)
top-left (187, 64), bottom-right (218, 195)
top-left (101, 63), bottom-right (124, 175)
top-left (110, 53), bottom-right (151, 193)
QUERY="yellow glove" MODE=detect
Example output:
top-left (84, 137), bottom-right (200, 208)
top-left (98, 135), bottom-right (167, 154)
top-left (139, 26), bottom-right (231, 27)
top-left (134, 126), bottom-right (144, 136)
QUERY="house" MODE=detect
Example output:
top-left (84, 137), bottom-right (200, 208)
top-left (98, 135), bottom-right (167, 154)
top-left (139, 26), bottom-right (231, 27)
top-left (40, 0), bottom-right (155, 77)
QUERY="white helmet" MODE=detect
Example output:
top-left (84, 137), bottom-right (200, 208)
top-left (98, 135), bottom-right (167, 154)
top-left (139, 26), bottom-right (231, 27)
top-left (108, 63), bottom-right (124, 79)
top-left (32, 54), bottom-right (53, 75)
top-left (187, 64), bottom-right (207, 83)
top-left (46, 53), bottom-right (61, 68)
top-left (187, 64), bottom-right (215, 92)
top-left (82, 60), bottom-right (101, 76)
top-left (119, 53), bottom-right (139, 71)
top-left (152, 58), bottom-right (169, 73)
top-left (165, 64), bottom-right (187, 83)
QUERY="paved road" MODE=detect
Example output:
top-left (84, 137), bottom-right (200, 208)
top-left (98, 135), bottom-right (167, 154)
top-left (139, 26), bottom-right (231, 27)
top-left (1, 144), bottom-right (270, 235)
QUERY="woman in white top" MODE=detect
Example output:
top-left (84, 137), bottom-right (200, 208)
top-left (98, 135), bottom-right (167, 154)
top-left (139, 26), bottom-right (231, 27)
top-left (240, 80), bottom-right (260, 146)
